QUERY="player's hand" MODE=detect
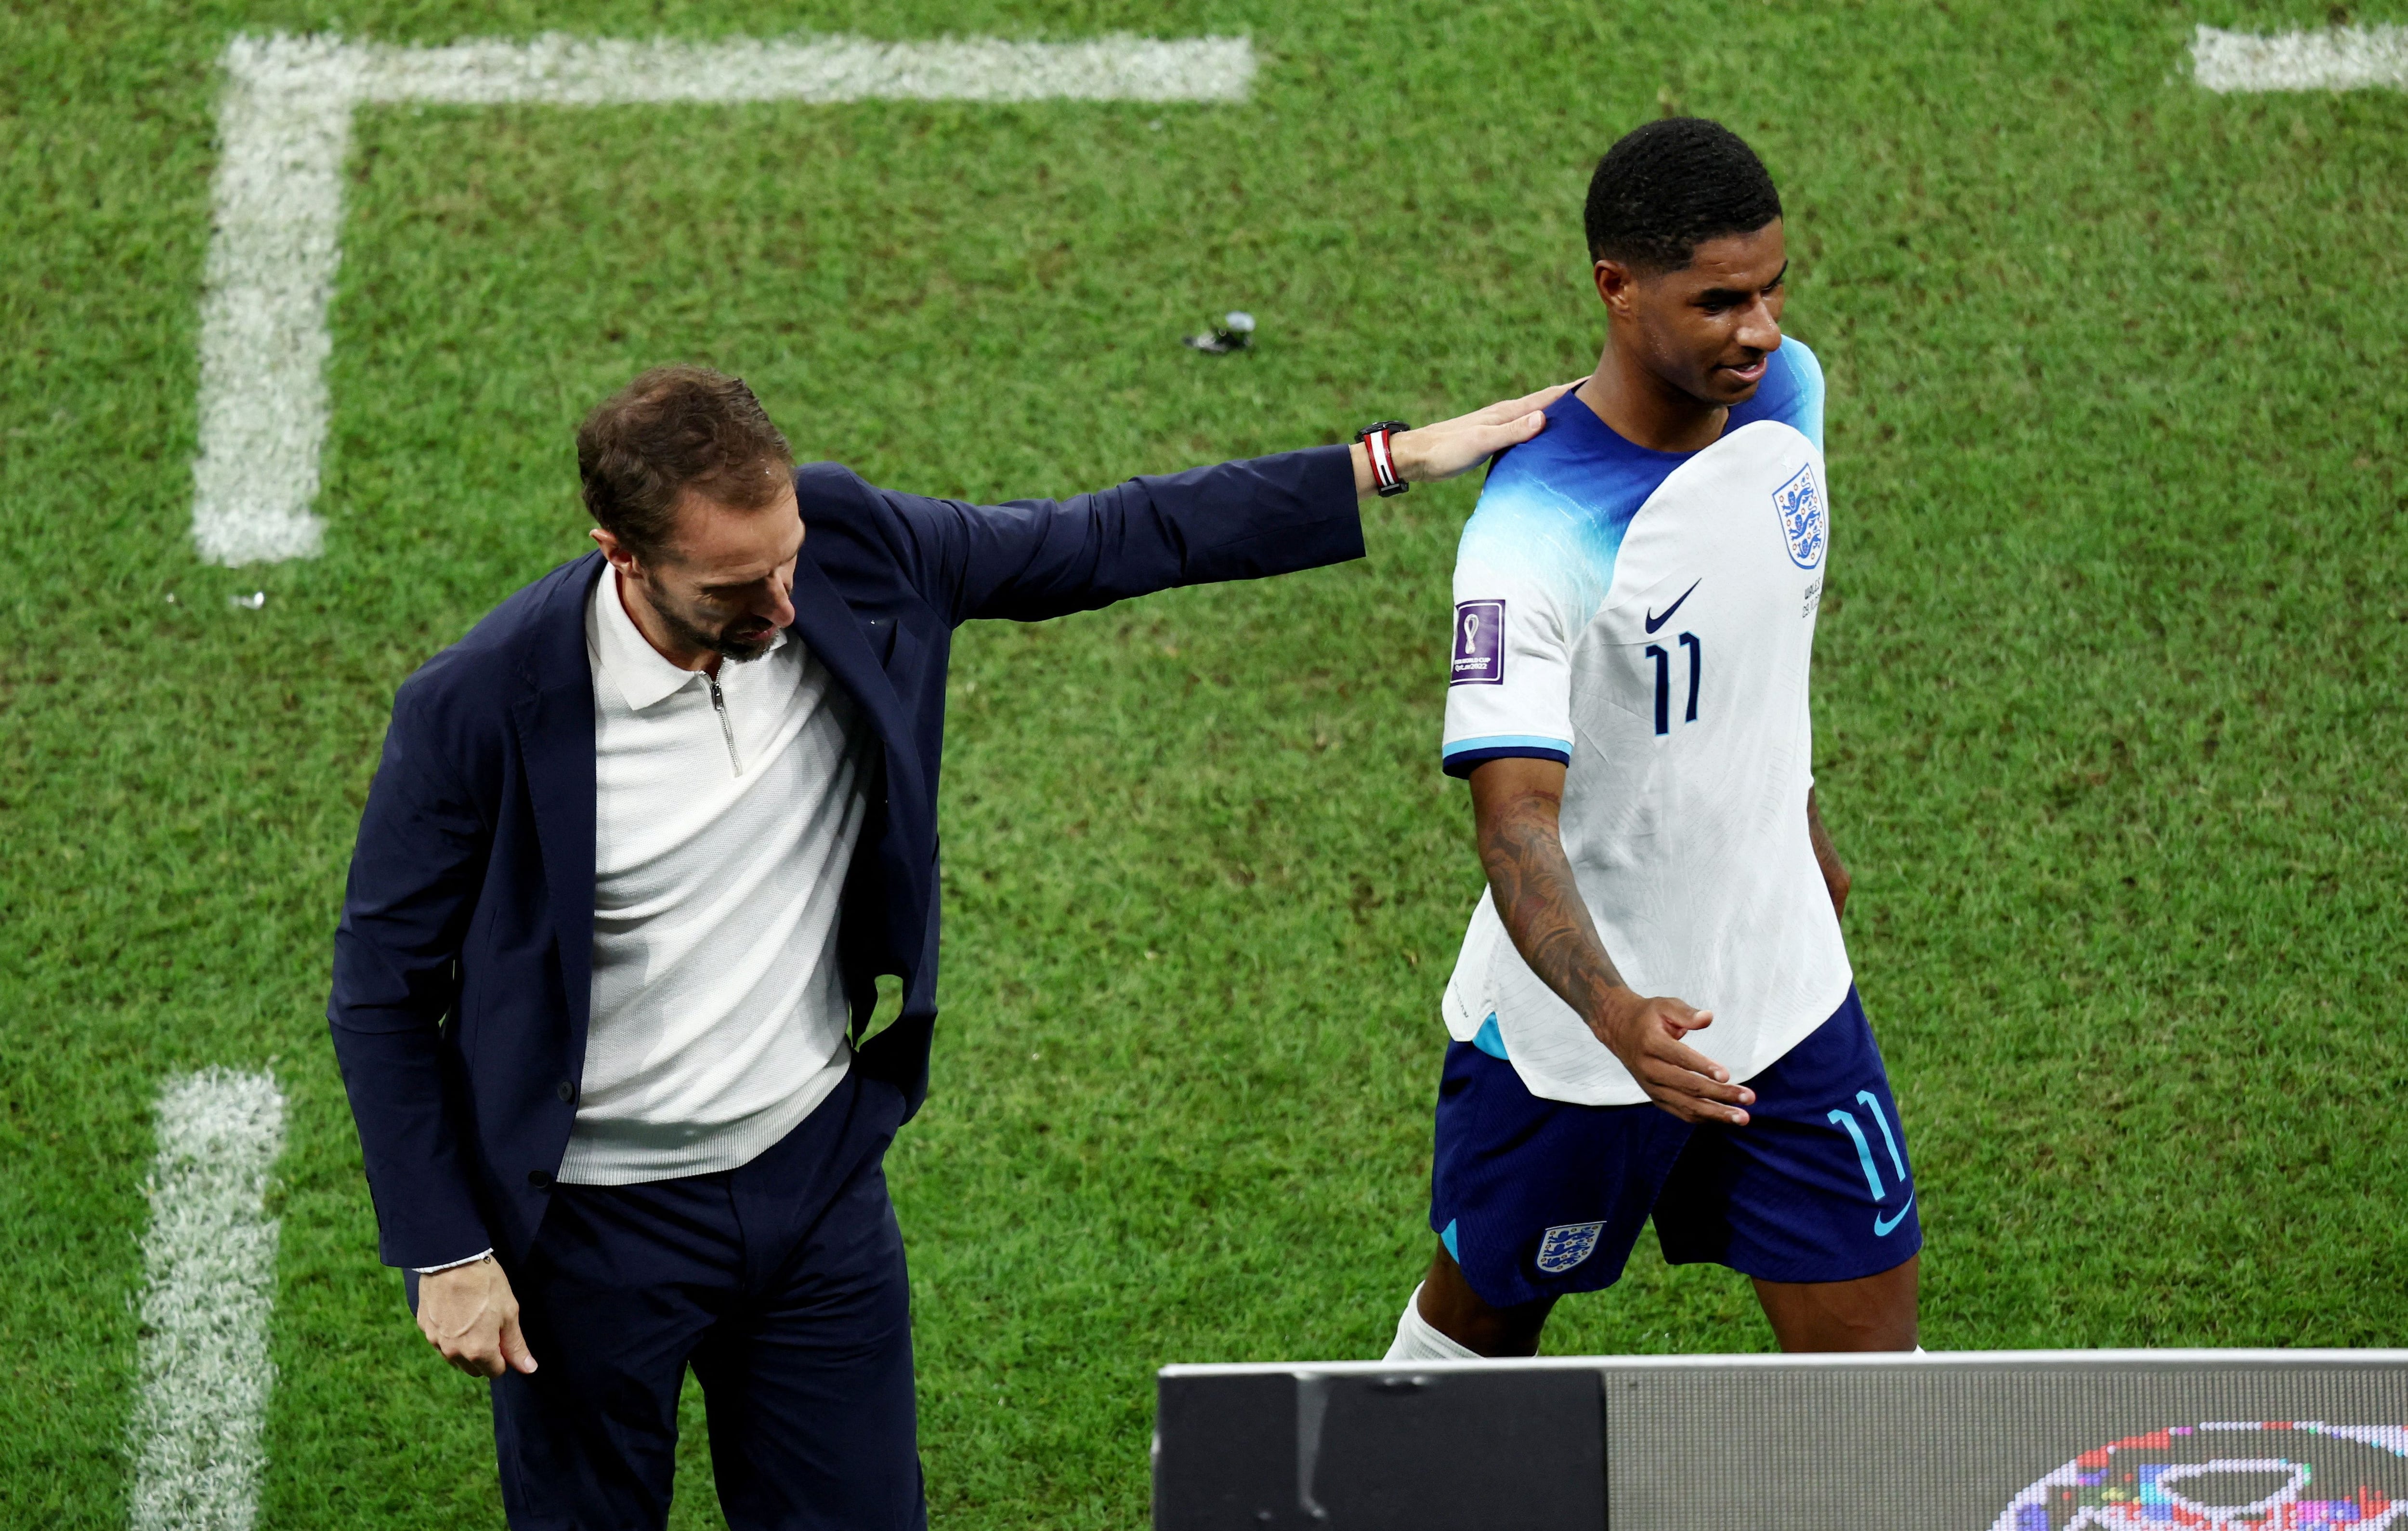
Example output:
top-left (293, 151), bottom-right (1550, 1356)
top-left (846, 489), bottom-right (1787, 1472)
top-left (1591, 992), bottom-right (1754, 1126)
top-left (417, 1258), bottom-right (537, 1379)
top-left (1357, 380), bottom-right (1584, 494)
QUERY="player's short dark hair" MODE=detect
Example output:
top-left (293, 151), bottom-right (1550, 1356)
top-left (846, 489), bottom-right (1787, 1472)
top-left (576, 365), bottom-right (793, 563)
top-left (1583, 118), bottom-right (1783, 273)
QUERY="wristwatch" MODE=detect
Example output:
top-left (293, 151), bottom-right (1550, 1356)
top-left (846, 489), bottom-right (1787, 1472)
top-left (1356, 421), bottom-right (1411, 497)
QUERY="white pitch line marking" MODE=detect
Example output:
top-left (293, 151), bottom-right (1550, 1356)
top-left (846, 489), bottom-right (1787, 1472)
top-left (190, 32), bottom-right (1257, 567)
top-left (128, 1069), bottom-right (288, 1531)
top-left (2192, 23), bottom-right (2408, 93)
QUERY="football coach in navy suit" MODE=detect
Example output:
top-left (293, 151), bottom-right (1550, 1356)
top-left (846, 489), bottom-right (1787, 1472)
top-left (328, 364), bottom-right (1564, 1530)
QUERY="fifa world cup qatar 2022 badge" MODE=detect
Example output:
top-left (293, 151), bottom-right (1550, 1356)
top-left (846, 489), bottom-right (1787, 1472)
top-left (1772, 462), bottom-right (1826, 569)
top-left (1452, 600), bottom-right (1505, 685)
top-left (1533, 1221), bottom-right (1604, 1275)
top-left (1992, 1422), bottom-right (2408, 1530)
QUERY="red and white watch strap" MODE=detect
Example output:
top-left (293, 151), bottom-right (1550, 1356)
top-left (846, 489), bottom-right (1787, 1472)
top-left (1357, 420), bottom-right (1411, 498)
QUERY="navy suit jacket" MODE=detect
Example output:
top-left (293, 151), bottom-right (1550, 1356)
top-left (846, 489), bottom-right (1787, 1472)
top-left (328, 448), bottom-right (1362, 1269)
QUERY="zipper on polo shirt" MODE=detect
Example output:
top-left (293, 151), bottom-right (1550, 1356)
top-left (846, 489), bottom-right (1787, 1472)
top-left (705, 670), bottom-right (743, 776)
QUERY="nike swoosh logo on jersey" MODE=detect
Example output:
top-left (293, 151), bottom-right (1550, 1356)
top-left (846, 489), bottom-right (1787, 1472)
top-left (1644, 580), bottom-right (1700, 634)
top-left (1873, 1194), bottom-right (1915, 1237)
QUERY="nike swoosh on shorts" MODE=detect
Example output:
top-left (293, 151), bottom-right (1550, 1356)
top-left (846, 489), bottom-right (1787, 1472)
top-left (1874, 1195), bottom-right (1915, 1237)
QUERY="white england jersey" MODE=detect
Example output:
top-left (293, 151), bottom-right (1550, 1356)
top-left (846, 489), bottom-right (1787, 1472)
top-left (1439, 340), bottom-right (1852, 1107)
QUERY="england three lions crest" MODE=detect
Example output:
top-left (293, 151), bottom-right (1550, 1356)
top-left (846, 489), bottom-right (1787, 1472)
top-left (1772, 462), bottom-right (1826, 569)
top-left (1534, 1221), bottom-right (1604, 1275)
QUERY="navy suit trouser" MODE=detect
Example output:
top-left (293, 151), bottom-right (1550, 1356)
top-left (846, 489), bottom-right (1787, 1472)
top-left (475, 1069), bottom-right (922, 1531)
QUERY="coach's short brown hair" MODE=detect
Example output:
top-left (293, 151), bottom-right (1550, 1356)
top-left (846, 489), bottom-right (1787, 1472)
top-left (576, 366), bottom-right (794, 562)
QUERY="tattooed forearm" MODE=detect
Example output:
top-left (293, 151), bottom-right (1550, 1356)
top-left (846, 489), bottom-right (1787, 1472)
top-left (1465, 757), bottom-right (1745, 1124)
top-left (1471, 762), bottom-right (1628, 1023)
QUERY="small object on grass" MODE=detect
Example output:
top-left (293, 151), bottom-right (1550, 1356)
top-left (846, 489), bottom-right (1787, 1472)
top-left (231, 590), bottom-right (266, 610)
top-left (164, 593), bottom-right (179, 606)
top-left (1184, 310), bottom-right (1255, 355)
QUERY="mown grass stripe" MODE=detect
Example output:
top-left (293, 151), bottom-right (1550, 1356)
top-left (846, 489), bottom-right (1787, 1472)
top-left (128, 1071), bottom-right (287, 1531)
top-left (2192, 23), bottom-right (2408, 93)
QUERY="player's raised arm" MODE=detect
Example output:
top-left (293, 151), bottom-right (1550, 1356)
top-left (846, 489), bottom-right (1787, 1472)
top-left (1466, 756), bottom-right (1754, 1127)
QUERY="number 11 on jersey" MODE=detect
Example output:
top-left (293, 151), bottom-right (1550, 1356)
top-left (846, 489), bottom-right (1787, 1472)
top-left (1644, 633), bottom-right (1701, 736)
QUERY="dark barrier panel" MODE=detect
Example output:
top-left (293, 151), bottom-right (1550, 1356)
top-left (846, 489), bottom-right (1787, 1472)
top-left (1154, 1351), bottom-right (2408, 1531)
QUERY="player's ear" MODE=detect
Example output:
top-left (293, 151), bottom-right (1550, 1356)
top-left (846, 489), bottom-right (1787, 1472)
top-left (1593, 258), bottom-right (1637, 321)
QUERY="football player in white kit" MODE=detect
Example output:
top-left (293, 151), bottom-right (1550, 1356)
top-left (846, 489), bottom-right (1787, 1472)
top-left (1385, 118), bottom-right (1920, 1360)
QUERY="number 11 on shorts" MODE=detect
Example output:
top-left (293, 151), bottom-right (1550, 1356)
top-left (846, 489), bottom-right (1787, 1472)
top-left (1827, 1091), bottom-right (1912, 1236)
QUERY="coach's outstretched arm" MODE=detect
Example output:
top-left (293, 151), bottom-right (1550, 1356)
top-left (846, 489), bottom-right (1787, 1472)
top-left (1468, 756), bottom-right (1756, 1126)
top-left (881, 384), bottom-right (1575, 626)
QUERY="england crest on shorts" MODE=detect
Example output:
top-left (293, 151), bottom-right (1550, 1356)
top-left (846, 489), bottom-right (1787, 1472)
top-left (1534, 1221), bottom-right (1604, 1275)
top-left (1771, 462), bottom-right (1826, 569)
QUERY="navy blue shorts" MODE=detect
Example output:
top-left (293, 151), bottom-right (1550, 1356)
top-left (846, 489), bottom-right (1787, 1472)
top-left (1429, 985), bottom-right (1921, 1308)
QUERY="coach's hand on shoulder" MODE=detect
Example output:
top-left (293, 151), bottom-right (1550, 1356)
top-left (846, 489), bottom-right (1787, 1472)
top-left (1353, 381), bottom-right (1582, 497)
top-left (1592, 993), bottom-right (1756, 1128)
top-left (418, 1257), bottom-right (538, 1379)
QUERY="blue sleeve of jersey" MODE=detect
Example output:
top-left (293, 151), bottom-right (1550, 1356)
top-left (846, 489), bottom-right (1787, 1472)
top-left (1443, 739), bottom-right (1573, 778)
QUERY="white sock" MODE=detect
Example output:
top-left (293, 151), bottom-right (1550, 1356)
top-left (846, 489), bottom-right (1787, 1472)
top-left (1383, 1283), bottom-right (1480, 1362)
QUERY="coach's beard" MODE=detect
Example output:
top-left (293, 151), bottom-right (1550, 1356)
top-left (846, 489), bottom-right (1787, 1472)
top-left (658, 597), bottom-right (780, 663)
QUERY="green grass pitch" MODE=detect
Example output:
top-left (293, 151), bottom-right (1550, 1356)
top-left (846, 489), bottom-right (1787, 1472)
top-left (3, 0), bottom-right (2405, 1524)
